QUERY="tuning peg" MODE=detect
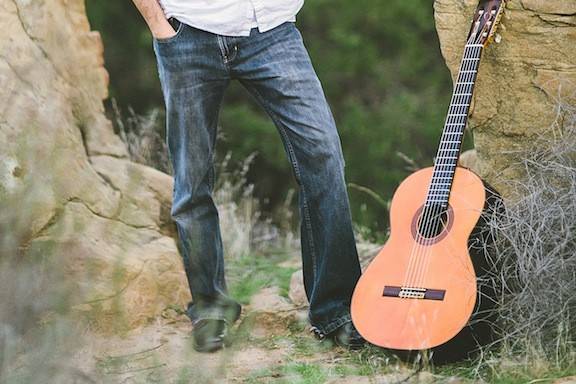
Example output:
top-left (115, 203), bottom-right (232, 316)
top-left (495, 34), bottom-right (502, 43)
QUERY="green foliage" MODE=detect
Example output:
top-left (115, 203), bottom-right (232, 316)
top-left (86, 0), bottom-right (455, 235)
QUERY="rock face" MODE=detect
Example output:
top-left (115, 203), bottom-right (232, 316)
top-left (0, 0), bottom-right (189, 331)
top-left (435, 0), bottom-right (576, 198)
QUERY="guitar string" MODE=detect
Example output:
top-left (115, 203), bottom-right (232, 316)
top-left (402, 27), bottom-right (483, 290)
top-left (402, 15), bottom-right (485, 288)
top-left (411, 34), bottom-right (484, 289)
top-left (406, 52), bottom-right (474, 290)
top-left (412, 45), bottom-right (479, 287)
top-left (411, 41), bottom-right (481, 289)
top-left (415, 39), bottom-right (484, 289)
top-left (403, 41), bottom-right (477, 289)
top-left (412, 49), bottom-right (478, 289)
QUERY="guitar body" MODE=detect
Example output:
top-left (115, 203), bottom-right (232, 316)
top-left (351, 167), bottom-right (499, 362)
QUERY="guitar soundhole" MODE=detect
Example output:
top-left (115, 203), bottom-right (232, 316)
top-left (411, 204), bottom-right (454, 244)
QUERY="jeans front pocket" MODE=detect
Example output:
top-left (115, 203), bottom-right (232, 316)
top-left (154, 17), bottom-right (186, 44)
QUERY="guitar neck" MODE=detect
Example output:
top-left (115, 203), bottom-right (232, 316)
top-left (426, 44), bottom-right (484, 207)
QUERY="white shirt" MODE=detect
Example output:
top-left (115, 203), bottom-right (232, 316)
top-left (158, 0), bottom-right (305, 37)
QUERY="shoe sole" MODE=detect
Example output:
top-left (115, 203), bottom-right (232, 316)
top-left (193, 339), bottom-right (224, 353)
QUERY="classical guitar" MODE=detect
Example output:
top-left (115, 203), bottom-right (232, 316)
top-left (351, 0), bottom-right (506, 362)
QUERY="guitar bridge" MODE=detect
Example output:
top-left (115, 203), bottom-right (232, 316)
top-left (383, 286), bottom-right (446, 301)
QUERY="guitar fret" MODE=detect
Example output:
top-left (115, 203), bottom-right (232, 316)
top-left (456, 82), bottom-right (475, 85)
top-left (453, 93), bottom-right (472, 96)
top-left (447, 114), bottom-right (468, 117)
top-left (444, 126), bottom-right (465, 129)
top-left (440, 141), bottom-right (462, 144)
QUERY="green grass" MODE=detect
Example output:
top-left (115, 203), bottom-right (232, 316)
top-left (243, 363), bottom-right (328, 384)
top-left (281, 363), bottom-right (327, 384)
top-left (227, 251), bottom-right (298, 304)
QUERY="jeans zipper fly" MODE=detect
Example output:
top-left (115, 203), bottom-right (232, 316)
top-left (217, 36), bottom-right (238, 65)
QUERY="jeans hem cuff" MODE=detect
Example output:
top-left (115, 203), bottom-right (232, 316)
top-left (310, 312), bottom-right (352, 336)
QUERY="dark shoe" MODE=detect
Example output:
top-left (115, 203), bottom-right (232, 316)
top-left (187, 298), bottom-right (242, 352)
top-left (192, 318), bottom-right (229, 353)
top-left (311, 321), bottom-right (366, 350)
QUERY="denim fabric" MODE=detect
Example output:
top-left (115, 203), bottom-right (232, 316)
top-left (153, 19), bottom-right (362, 335)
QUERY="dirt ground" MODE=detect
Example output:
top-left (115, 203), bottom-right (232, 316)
top-left (69, 289), bottom-right (439, 384)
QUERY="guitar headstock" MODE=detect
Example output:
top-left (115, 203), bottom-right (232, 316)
top-left (467, 0), bottom-right (507, 46)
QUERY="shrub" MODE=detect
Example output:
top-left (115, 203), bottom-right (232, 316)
top-left (487, 104), bottom-right (576, 369)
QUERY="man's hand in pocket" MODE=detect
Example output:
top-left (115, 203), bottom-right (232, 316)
top-left (152, 22), bottom-right (177, 40)
top-left (131, 0), bottom-right (177, 40)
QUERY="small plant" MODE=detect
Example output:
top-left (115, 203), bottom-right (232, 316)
top-left (112, 99), bottom-right (172, 174)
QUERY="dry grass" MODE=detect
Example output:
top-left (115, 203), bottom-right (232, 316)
top-left (484, 104), bottom-right (576, 372)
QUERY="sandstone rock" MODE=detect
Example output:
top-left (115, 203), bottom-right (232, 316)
top-left (288, 270), bottom-right (308, 307)
top-left (250, 287), bottom-right (295, 314)
top-left (0, 0), bottom-right (188, 331)
top-left (90, 155), bottom-right (177, 238)
top-left (434, 0), bottom-right (576, 199)
top-left (249, 286), bottom-right (303, 334)
top-left (458, 149), bottom-right (480, 174)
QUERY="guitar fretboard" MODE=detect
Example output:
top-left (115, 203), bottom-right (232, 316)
top-left (425, 44), bottom-right (483, 207)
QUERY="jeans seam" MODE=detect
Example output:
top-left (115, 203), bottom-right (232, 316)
top-left (244, 84), bottom-right (319, 282)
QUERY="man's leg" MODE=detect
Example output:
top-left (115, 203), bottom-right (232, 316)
top-left (154, 20), bottom-right (241, 332)
top-left (230, 23), bottom-right (362, 338)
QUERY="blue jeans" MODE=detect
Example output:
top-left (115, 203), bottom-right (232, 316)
top-left (153, 19), bottom-right (362, 335)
